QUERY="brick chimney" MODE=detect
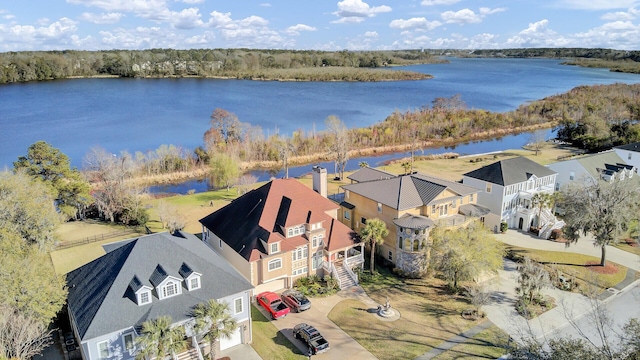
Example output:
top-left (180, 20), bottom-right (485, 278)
top-left (312, 166), bottom-right (327, 198)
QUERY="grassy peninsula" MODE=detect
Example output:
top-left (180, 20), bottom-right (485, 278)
top-left (0, 48), bottom-right (441, 84)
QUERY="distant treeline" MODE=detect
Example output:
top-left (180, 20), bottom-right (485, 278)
top-left (0, 48), bottom-right (441, 84)
top-left (460, 48), bottom-right (640, 74)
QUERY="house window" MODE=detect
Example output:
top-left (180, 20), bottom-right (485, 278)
top-left (485, 183), bottom-right (492, 193)
top-left (398, 237), bottom-right (403, 249)
top-left (219, 239), bottom-right (223, 248)
top-left (344, 210), bottom-right (350, 220)
top-left (413, 240), bottom-right (420, 252)
top-left (431, 205), bottom-right (436, 214)
top-left (268, 258), bottom-right (282, 271)
top-left (98, 341), bottom-right (109, 359)
top-left (234, 297), bottom-right (243, 314)
top-left (139, 291), bottom-right (151, 305)
top-left (555, 182), bottom-right (560, 191)
top-left (361, 217), bottom-right (367, 225)
top-left (470, 193), bottom-right (474, 202)
top-left (317, 234), bottom-right (323, 247)
top-left (123, 333), bottom-right (135, 354)
top-left (377, 203), bottom-right (382, 213)
top-left (293, 267), bottom-right (308, 275)
top-left (312, 252), bottom-right (322, 270)
top-left (162, 281), bottom-right (179, 298)
top-left (388, 251), bottom-right (392, 260)
top-left (629, 153), bottom-right (632, 160)
top-left (288, 228), bottom-right (293, 237)
top-left (271, 242), bottom-right (278, 254)
top-left (292, 247), bottom-right (308, 261)
top-left (569, 171), bottom-right (575, 181)
top-left (189, 277), bottom-right (200, 290)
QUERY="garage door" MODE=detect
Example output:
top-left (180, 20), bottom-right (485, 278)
top-left (220, 327), bottom-right (242, 350)
top-left (254, 278), bottom-right (286, 294)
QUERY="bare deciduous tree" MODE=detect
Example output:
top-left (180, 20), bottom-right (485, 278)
top-left (0, 305), bottom-right (53, 360)
top-left (516, 257), bottom-right (550, 304)
top-left (237, 174), bottom-right (258, 195)
top-left (561, 177), bottom-right (640, 266)
top-left (325, 115), bottom-right (350, 180)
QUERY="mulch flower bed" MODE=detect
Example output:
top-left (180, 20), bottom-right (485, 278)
top-left (585, 261), bottom-right (619, 274)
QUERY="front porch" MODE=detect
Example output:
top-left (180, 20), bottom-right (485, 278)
top-left (323, 243), bottom-right (364, 289)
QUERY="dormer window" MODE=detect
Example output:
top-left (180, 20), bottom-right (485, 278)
top-left (130, 276), bottom-right (152, 306)
top-left (190, 277), bottom-right (200, 290)
top-left (179, 263), bottom-right (201, 292)
top-left (138, 290), bottom-right (151, 305)
top-left (271, 242), bottom-right (279, 254)
top-left (162, 280), bottom-right (179, 298)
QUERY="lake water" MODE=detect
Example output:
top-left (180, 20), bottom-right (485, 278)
top-left (1, 57), bottom-right (639, 173)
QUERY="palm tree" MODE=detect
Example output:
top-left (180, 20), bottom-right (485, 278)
top-left (358, 161), bottom-right (369, 168)
top-left (193, 299), bottom-right (238, 360)
top-left (360, 218), bottom-right (389, 273)
top-left (136, 316), bottom-right (185, 360)
top-left (531, 192), bottom-right (552, 228)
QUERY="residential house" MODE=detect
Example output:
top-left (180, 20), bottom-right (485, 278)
top-left (547, 150), bottom-right (637, 191)
top-left (462, 156), bottom-right (557, 233)
top-left (66, 231), bottom-right (253, 360)
top-left (199, 177), bottom-right (364, 293)
top-left (346, 166), bottom-right (394, 184)
top-left (337, 170), bottom-right (489, 276)
top-left (614, 142), bottom-right (640, 170)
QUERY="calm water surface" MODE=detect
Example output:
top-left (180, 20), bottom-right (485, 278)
top-left (1, 58), bottom-right (640, 171)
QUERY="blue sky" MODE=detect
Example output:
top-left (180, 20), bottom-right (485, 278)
top-left (1, 0), bottom-right (639, 51)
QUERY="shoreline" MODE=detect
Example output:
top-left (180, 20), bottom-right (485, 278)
top-left (127, 121), bottom-right (555, 188)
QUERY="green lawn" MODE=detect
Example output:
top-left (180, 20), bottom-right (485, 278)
top-left (328, 268), bottom-right (508, 360)
top-left (250, 305), bottom-right (307, 360)
top-left (432, 326), bottom-right (509, 360)
top-left (507, 246), bottom-right (628, 290)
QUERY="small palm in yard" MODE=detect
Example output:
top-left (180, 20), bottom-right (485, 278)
top-left (360, 218), bottom-right (389, 273)
top-left (136, 316), bottom-right (185, 360)
top-left (193, 299), bottom-right (237, 360)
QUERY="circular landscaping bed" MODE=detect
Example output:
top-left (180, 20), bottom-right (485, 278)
top-left (585, 261), bottom-right (619, 275)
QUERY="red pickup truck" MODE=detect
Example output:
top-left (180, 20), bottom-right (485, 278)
top-left (256, 291), bottom-right (290, 320)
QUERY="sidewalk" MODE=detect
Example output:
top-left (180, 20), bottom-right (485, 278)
top-left (484, 230), bottom-right (640, 343)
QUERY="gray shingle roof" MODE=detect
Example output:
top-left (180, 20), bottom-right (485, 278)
top-left (342, 173), bottom-right (482, 211)
top-left (463, 156), bottom-right (556, 186)
top-left (614, 142), bottom-right (640, 152)
top-left (66, 231), bottom-right (253, 341)
top-left (575, 151), bottom-right (628, 180)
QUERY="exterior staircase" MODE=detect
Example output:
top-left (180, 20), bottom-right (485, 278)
top-left (335, 263), bottom-right (357, 289)
top-left (176, 347), bottom-right (201, 360)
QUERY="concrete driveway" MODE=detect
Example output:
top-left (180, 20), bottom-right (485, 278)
top-left (255, 287), bottom-right (378, 360)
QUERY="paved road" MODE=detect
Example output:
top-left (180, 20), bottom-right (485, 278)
top-left (484, 230), bottom-right (640, 344)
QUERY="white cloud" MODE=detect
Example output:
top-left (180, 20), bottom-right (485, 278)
top-left (601, 8), bottom-right (639, 21)
top-left (421, 0), bottom-right (460, 5)
top-left (332, 0), bottom-right (392, 24)
top-left (441, 9), bottom-right (482, 24)
top-left (206, 11), bottom-right (288, 48)
top-left (505, 19), bottom-right (571, 47)
top-left (389, 17), bottom-right (442, 30)
top-left (559, 0), bottom-right (639, 10)
top-left (167, 8), bottom-right (204, 29)
top-left (176, 0), bottom-right (203, 3)
top-left (364, 31), bottom-right (378, 37)
top-left (441, 7), bottom-right (504, 24)
top-left (0, 17), bottom-right (83, 50)
top-left (285, 24), bottom-right (317, 35)
top-left (0, 10), bottom-right (15, 20)
top-left (573, 20), bottom-right (640, 49)
top-left (79, 12), bottom-right (124, 24)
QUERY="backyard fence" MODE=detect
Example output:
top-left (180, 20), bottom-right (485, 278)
top-left (55, 227), bottom-right (143, 250)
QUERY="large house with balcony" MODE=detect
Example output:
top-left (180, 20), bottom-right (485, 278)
top-left (462, 156), bottom-right (558, 235)
top-left (547, 150), bottom-right (638, 191)
top-left (336, 170), bottom-right (489, 277)
top-left (66, 231), bottom-right (253, 360)
top-left (199, 177), bottom-right (364, 293)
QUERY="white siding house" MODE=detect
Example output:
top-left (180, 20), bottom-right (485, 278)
top-left (462, 157), bottom-right (557, 232)
top-left (66, 232), bottom-right (253, 360)
top-left (547, 150), bottom-right (636, 191)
